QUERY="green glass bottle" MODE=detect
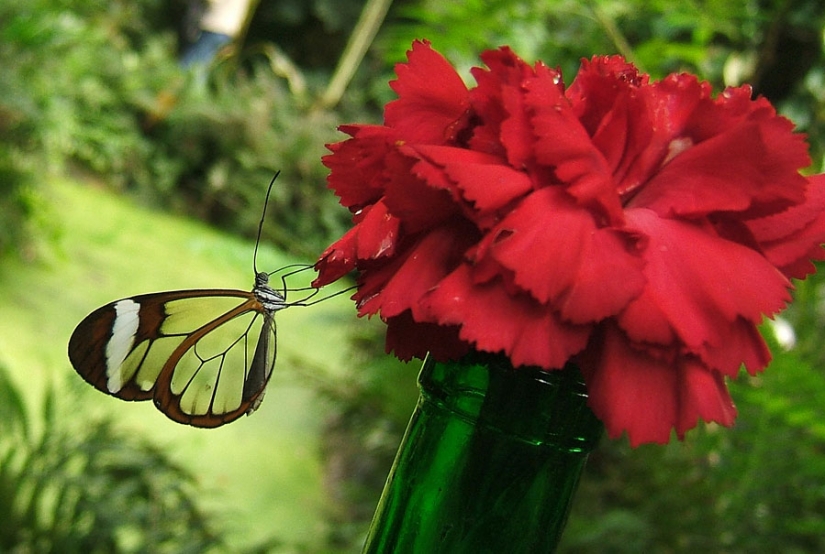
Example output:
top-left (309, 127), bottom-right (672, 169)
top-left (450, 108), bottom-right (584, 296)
top-left (362, 352), bottom-right (603, 553)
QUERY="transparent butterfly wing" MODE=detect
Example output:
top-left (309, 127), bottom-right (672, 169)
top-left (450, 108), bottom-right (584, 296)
top-left (68, 289), bottom-right (277, 427)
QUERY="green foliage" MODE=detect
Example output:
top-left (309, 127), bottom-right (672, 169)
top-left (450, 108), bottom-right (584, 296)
top-left (0, 364), bottom-right (224, 553)
top-left (0, 150), bottom-right (42, 258)
top-left (147, 65), bottom-right (352, 256)
top-left (0, 0), bottom-right (363, 260)
top-left (560, 345), bottom-right (825, 553)
top-left (0, 0), bottom-right (173, 257)
top-left (312, 321), bottom-right (419, 549)
top-left (1, 0), bottom-right (170, 174)
top-left (381, 0), bottom-right (769, 77)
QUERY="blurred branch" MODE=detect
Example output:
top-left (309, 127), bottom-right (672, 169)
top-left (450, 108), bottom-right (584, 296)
top-left (318, 0), bottom-right (393, 109)
top-left (750, 0), bottom-right (825, 102)
top-left (250, 42), bottom-right (308, 100)
top-left (588, 1), bottom-right (643, 71)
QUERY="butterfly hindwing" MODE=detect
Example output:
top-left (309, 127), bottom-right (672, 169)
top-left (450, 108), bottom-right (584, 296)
top-left (69, 289), bottom-right (278, 427)
top-left (153, 293), bottom-right (277, 427)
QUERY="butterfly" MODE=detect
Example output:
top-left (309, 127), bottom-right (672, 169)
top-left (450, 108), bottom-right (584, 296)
top-left (68, 173), bottom-right (347, 428)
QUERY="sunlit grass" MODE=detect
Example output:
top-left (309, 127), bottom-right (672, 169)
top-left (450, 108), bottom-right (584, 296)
top-left (0, 177), bottom-right (360, 551)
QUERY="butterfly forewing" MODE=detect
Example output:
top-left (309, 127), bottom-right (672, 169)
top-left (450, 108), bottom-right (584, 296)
top-left (69, 294), bottom-right (168, 401)
top-left (69, 288), bottom-right (279, 427)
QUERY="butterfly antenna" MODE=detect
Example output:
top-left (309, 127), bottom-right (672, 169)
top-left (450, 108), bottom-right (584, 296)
top-left (253, 171), bottom-right (281, 276)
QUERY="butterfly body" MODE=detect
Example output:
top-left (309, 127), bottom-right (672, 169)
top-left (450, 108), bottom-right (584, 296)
top-left (69, 272), bottom-right (287, 427)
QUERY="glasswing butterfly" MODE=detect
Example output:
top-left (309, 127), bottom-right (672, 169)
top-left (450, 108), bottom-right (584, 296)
top-left (68, 173), bottom-right (349, 427)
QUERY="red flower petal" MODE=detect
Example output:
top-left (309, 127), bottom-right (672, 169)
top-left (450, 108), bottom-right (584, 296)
top-left (314, 226), bottom-right (358, 287)
top-left (477, 187), bottom-right (646, 323)
top-left (422, 264), bottom-right (592, 369)
top-left (385, 40), bottom-right (470, 144)
top-left (590, 74), bottom-right (707, 200)
top-left (566, 56), bottom-right (648, 136)
top-left (467, 47), bottom-right (543, 158)
top-left (406, 145), bottom-right (533, 214)
top-left (565, 55), bottom-right (649, 144)
top-left (695, 317), bottom-right (771, 376)
top-left (747, 174), bottom-right (825, 278)
top-left (629, 121), bottom-right (808, 217)
top-left (619, 208), bottom-right (791, 353)
top-left (356, 221), bottom-right (478, 319)
top-left (675, 359), bottom-right (737, 437)
top-left (313, 201), bottom-right (400, 287)
top-left (525, 68), bottom-right (624, 222)
top-left (385, 311), bottom-right (469, 362)
top-left (353, 201), bottom-right (401, 260)
top-left (323, 125), bottom-right (398, 210)
top-left (497, 73), bottom-right (534, 168)
top-left (579, 324), bottom-right (737, 447)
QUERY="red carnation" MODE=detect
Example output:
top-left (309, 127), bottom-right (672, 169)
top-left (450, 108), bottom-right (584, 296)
top-left (314, 40), bottom-right (825, 446)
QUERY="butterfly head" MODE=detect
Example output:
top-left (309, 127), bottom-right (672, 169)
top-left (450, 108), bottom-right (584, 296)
top-left (255, 271), bottom-right (270, 288)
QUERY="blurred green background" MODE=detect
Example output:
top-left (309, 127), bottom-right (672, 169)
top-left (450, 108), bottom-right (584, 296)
top-left (1, 0), bottom-right (824, 552)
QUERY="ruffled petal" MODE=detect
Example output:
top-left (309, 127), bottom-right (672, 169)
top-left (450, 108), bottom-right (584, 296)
top-left (382, 154), bottom-right (460, 233)
top-left (313, 201), bottom-right (400, 287)
top-left (422, 265), bottom-right (592, 369)
top-left (356, 221), bottom-right (478, 319)
top-left (314, 228), bottom-right (358, 287)
top-left (605, 74), bottom-right (707, 199)
top-left (629, 121), bottom-right (808, 217)
top-left (696, 317), bottom-right (771, 376)
top-left (675, 358), bottom-right (737, 438)
top-left (578, 325), bottom-right (681, 445)
top-left (406, 145), bottom-right (533, 213)
top-left (386, 40), bottom-right (470, 144)
top-left (579, 324), bottom-right (737, 447)
top-left (498, 70), bottom-right (534, 168)
top-left (525, 68), bottom-right (624, 222)
top-left (565, 55), bottom-right (649, 135)
top-left (323, 125), bottom-right (399, 209)
top-left (566, 56), bottom-right (657, 190)
top-left (620, 208), bottom-right (791, 353)
top-left (747, 174), bottom-right (825, 278)
top-left (478, 187), bottom-right (646, 323)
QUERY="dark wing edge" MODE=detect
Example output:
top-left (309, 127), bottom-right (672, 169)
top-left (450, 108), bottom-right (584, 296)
top-left (68, 289), bottom-right (251, 405)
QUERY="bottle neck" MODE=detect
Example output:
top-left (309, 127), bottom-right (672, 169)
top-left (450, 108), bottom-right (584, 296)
top-left (420, 351), bottom-right (602, 451)
top-left (363, 353), bottom-right (603, 553)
